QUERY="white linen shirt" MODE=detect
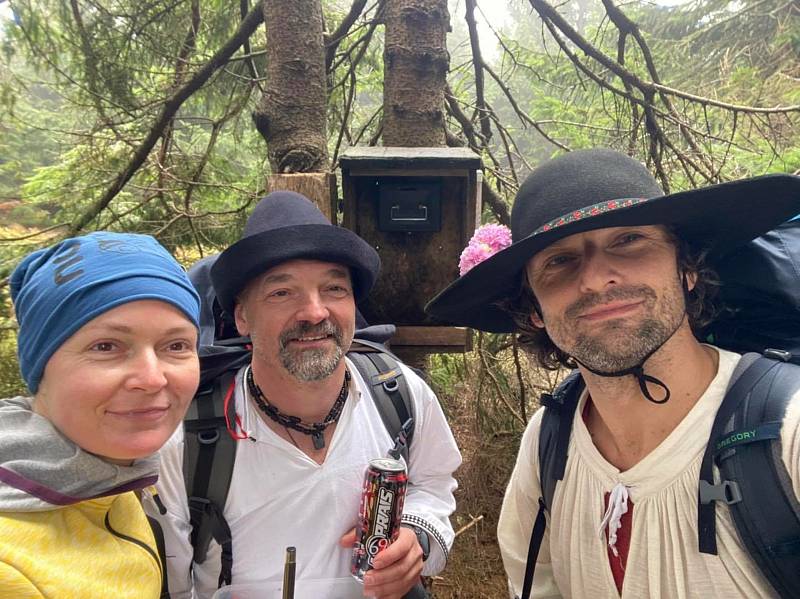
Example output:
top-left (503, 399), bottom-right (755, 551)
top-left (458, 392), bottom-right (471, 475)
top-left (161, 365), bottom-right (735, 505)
top-left (149, 357), bottom-right (461, 599)
top-left (498, 347), bottom-right (800, 598)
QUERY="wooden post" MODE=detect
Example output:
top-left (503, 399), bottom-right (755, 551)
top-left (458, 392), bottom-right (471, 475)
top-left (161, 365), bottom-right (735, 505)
top-left (266, 172), bottom-right (337, 222)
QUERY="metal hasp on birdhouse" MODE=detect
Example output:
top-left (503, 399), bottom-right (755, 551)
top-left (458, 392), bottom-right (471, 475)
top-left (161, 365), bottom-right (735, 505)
top-left (339, 146), bottom-right (482, 355)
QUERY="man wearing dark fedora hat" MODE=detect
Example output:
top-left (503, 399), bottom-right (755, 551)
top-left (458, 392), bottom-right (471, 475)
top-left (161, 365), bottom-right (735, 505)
top-left (151, 191), bottom-right (461, 598)
top-left (426, 149), bottom-right (800, 598)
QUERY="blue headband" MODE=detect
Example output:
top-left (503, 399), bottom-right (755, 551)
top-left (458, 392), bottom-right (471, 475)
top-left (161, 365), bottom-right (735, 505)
top-left (10, 232), bottom-right (201, 393)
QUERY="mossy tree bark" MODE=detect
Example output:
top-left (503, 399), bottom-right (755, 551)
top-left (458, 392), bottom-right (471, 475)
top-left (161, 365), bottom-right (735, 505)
top-left (382, 0), bottom-right (450, 147)
top-left (253, 0), bottom-right (329, 173)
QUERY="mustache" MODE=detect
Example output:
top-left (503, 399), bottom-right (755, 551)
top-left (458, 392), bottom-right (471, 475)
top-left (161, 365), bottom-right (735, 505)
top-left (564, 285), bottom-right (657, 320)
top-left (279, 320), bottom-right (342, 349)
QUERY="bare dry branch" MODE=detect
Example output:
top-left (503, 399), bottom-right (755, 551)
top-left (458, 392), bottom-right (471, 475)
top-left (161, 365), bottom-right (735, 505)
top-left (325, 0), bottom-right (370, 74)
top-left (464, 0), bottom-right (492, 141)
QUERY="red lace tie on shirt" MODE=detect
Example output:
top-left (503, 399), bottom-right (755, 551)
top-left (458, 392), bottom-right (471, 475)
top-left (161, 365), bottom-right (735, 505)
top-left (602, 488), bottom-right (634, 594)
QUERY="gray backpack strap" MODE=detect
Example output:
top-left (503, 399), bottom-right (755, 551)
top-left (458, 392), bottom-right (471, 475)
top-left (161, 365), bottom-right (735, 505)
top-left (183, 369), bottom-right (238, 587)
top-left (519, 371), bottom-right (583, 599)
top-left (348, 350), bottom-right (414, 462)
top-left (699, 350), bottom-right (800, 598)
top-left (349, 349), bottom-right (429, 599)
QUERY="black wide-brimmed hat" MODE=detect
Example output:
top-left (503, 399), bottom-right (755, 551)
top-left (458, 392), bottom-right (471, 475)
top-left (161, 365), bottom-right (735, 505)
top-left (426, 148), bottom-right (800, 333)
top-left (211, 190), bottom-right (380, 314)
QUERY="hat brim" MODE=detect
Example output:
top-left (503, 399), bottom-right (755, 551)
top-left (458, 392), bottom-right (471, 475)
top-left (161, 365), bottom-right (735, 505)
top-left (426, 174), bottom-right (800, 333)
top-left (212, 224), bottom-right (380, 315)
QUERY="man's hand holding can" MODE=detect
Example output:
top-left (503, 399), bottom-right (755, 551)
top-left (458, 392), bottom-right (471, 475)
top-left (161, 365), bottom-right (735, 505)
top-left (339, 526), bottom-right (423, 599)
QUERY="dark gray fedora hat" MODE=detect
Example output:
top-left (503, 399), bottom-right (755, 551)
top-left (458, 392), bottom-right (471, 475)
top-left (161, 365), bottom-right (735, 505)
top-left (211, 190), bottom-right (380, 315)
top-left (425, 148), bottom-right (800, 333)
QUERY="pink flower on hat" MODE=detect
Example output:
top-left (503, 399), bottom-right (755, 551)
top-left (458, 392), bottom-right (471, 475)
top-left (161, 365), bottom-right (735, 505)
top-left (458, 223), bottom-right (513, 276)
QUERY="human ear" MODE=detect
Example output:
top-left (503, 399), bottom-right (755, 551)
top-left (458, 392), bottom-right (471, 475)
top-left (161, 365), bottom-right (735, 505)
top-left (685, 270), bottom-right (698, 292)
top-left (530, 309), bottom-right (545, 329)
top-left (233, 302), bottom-right (250, 336)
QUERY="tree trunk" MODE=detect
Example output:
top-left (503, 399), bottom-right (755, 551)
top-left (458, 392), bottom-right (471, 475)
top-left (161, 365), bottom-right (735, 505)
top-left (382, 0), bottom-right (450, 147)
top-left (253, 0), bottom-right (328, 173)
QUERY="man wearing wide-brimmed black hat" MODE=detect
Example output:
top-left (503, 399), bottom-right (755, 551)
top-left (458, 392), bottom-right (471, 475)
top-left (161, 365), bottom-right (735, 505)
top-left (151, 191), bottom-right (461, 599)
top-left (426, 149), bottom-right (800, 598)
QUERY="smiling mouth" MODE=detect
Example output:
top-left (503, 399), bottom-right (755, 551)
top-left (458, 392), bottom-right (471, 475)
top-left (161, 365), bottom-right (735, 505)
top-left (293, 334), bottom-right (330, 342)
top-left (107, 407), bottom-right (169, 420)
top-left (280, 320), bottom-right (341, 351)
top-left (578, 301), bottom-right (644, 321)
top-left (287, 336), bottom-right (333, 349)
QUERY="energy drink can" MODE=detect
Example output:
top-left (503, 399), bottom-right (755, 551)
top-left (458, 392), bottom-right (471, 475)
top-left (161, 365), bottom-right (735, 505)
top-left (351, 457), bottom-right (408, 581)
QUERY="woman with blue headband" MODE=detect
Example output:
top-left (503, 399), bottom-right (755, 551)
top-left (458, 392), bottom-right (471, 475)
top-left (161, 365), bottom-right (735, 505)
top-left (0, 232), bottom-right (201, 598)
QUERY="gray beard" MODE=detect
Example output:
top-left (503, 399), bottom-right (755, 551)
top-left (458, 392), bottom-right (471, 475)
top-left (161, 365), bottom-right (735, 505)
top-left (278, 321), bottom-right (345, 382)
top-left (280, 345), bottom-right (343, 382)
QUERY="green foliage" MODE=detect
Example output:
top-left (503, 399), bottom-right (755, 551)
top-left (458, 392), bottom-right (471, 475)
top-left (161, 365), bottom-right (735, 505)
top-left (0, 280), bottom-right (24, 398)
top-left (5, 202), bottom-right (48, 227)
top-left (0, 329), bottom-right (25, 399)
top-left (1, 0), bottom-right (267, 252)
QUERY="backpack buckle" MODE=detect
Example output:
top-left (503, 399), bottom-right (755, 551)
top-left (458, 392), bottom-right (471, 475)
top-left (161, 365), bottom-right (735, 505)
top-left (373, 368), bottom-right (401, 392)
top-left (699, 479), bottom-right (742, 505)
top-left (188, 495), bottom-right (212, 518)
top-left (197, 429), bottom-right (220, 445)
top-left (763, 348), bottom-right (792, 362)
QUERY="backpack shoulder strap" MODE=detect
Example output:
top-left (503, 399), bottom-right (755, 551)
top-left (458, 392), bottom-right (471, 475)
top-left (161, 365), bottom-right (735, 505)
top-left (538, 370), bottom-right (584, 510)
top-left (699, 351), bottom-right (800, 598)
top-left (697, 352), bottom-right (763, 555)
top-left (182, 368), bottom-right (238, 587)
top-left (520, 370), bottom-right (584, 599)
top-left (145, 514), bottom-right (171, 599)
top-left (348, 348), bottom-right (433, 599)
top-left (348, 349), bottom-right (414, 462)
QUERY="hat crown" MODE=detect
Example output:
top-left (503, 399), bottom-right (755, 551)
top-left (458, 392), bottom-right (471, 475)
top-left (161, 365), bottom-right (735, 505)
top-left (243, 191), bottom-right (330, 237)
top-left (212, 190), bottom-right (381, 314)
top-left (511, 149), bottom-right (664, 242)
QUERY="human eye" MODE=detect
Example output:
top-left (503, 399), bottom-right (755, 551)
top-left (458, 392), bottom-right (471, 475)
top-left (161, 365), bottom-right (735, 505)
top-left (165, 340), bottom-right (194, 353)
top-left (89, 340), bottom-right (119, 353)
top-left (543, 253), bottom-right (575, 270)
top-left (84, 339), bottom-right (126, 360)
top-left (325, 283), bottom-right (352, 298)
top-left (613, 232), bottom-right (645, 247)
top-left (265, 288), bottom-right (293, 302)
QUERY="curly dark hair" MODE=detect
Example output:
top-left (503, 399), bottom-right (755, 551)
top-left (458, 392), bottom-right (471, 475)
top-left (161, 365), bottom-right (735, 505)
top-left (501, 230), bottom-right (721, 370)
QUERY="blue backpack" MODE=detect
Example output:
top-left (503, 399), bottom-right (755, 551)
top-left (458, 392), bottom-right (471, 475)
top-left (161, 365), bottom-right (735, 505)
top-left (520, 219), bottom-right (800, 599)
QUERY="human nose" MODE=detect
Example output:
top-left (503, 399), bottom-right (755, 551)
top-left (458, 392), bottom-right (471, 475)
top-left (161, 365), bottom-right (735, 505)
top-left (577, 248), bottom-right (619, 294)
top-left (295, 291), bottom-right (330, 324)
top-left (125, 348), bottom-right (168, 392)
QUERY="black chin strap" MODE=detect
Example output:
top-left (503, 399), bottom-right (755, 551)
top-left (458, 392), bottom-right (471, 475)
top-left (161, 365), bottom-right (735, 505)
top-left (574, 357), bottom-right (671, 404)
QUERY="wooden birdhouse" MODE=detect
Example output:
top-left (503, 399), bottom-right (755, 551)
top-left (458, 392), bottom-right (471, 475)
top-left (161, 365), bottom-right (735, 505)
top-left (339, 146), bottom-right (482, 355)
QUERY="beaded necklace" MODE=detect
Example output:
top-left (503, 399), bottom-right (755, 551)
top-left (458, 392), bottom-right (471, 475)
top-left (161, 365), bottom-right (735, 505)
top-left (246, 366), bottom-right (350, 450)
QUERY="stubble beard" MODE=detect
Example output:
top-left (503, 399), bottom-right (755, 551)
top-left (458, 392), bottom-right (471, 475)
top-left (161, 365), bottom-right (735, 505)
top-left (278, 320), bottom-right (347, 382)
top-left (550, 282), bottom-right (686, 374)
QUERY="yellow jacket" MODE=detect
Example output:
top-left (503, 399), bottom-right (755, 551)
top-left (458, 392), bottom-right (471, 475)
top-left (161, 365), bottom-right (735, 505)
top-left (0, 491), bottom-right (163, 599)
